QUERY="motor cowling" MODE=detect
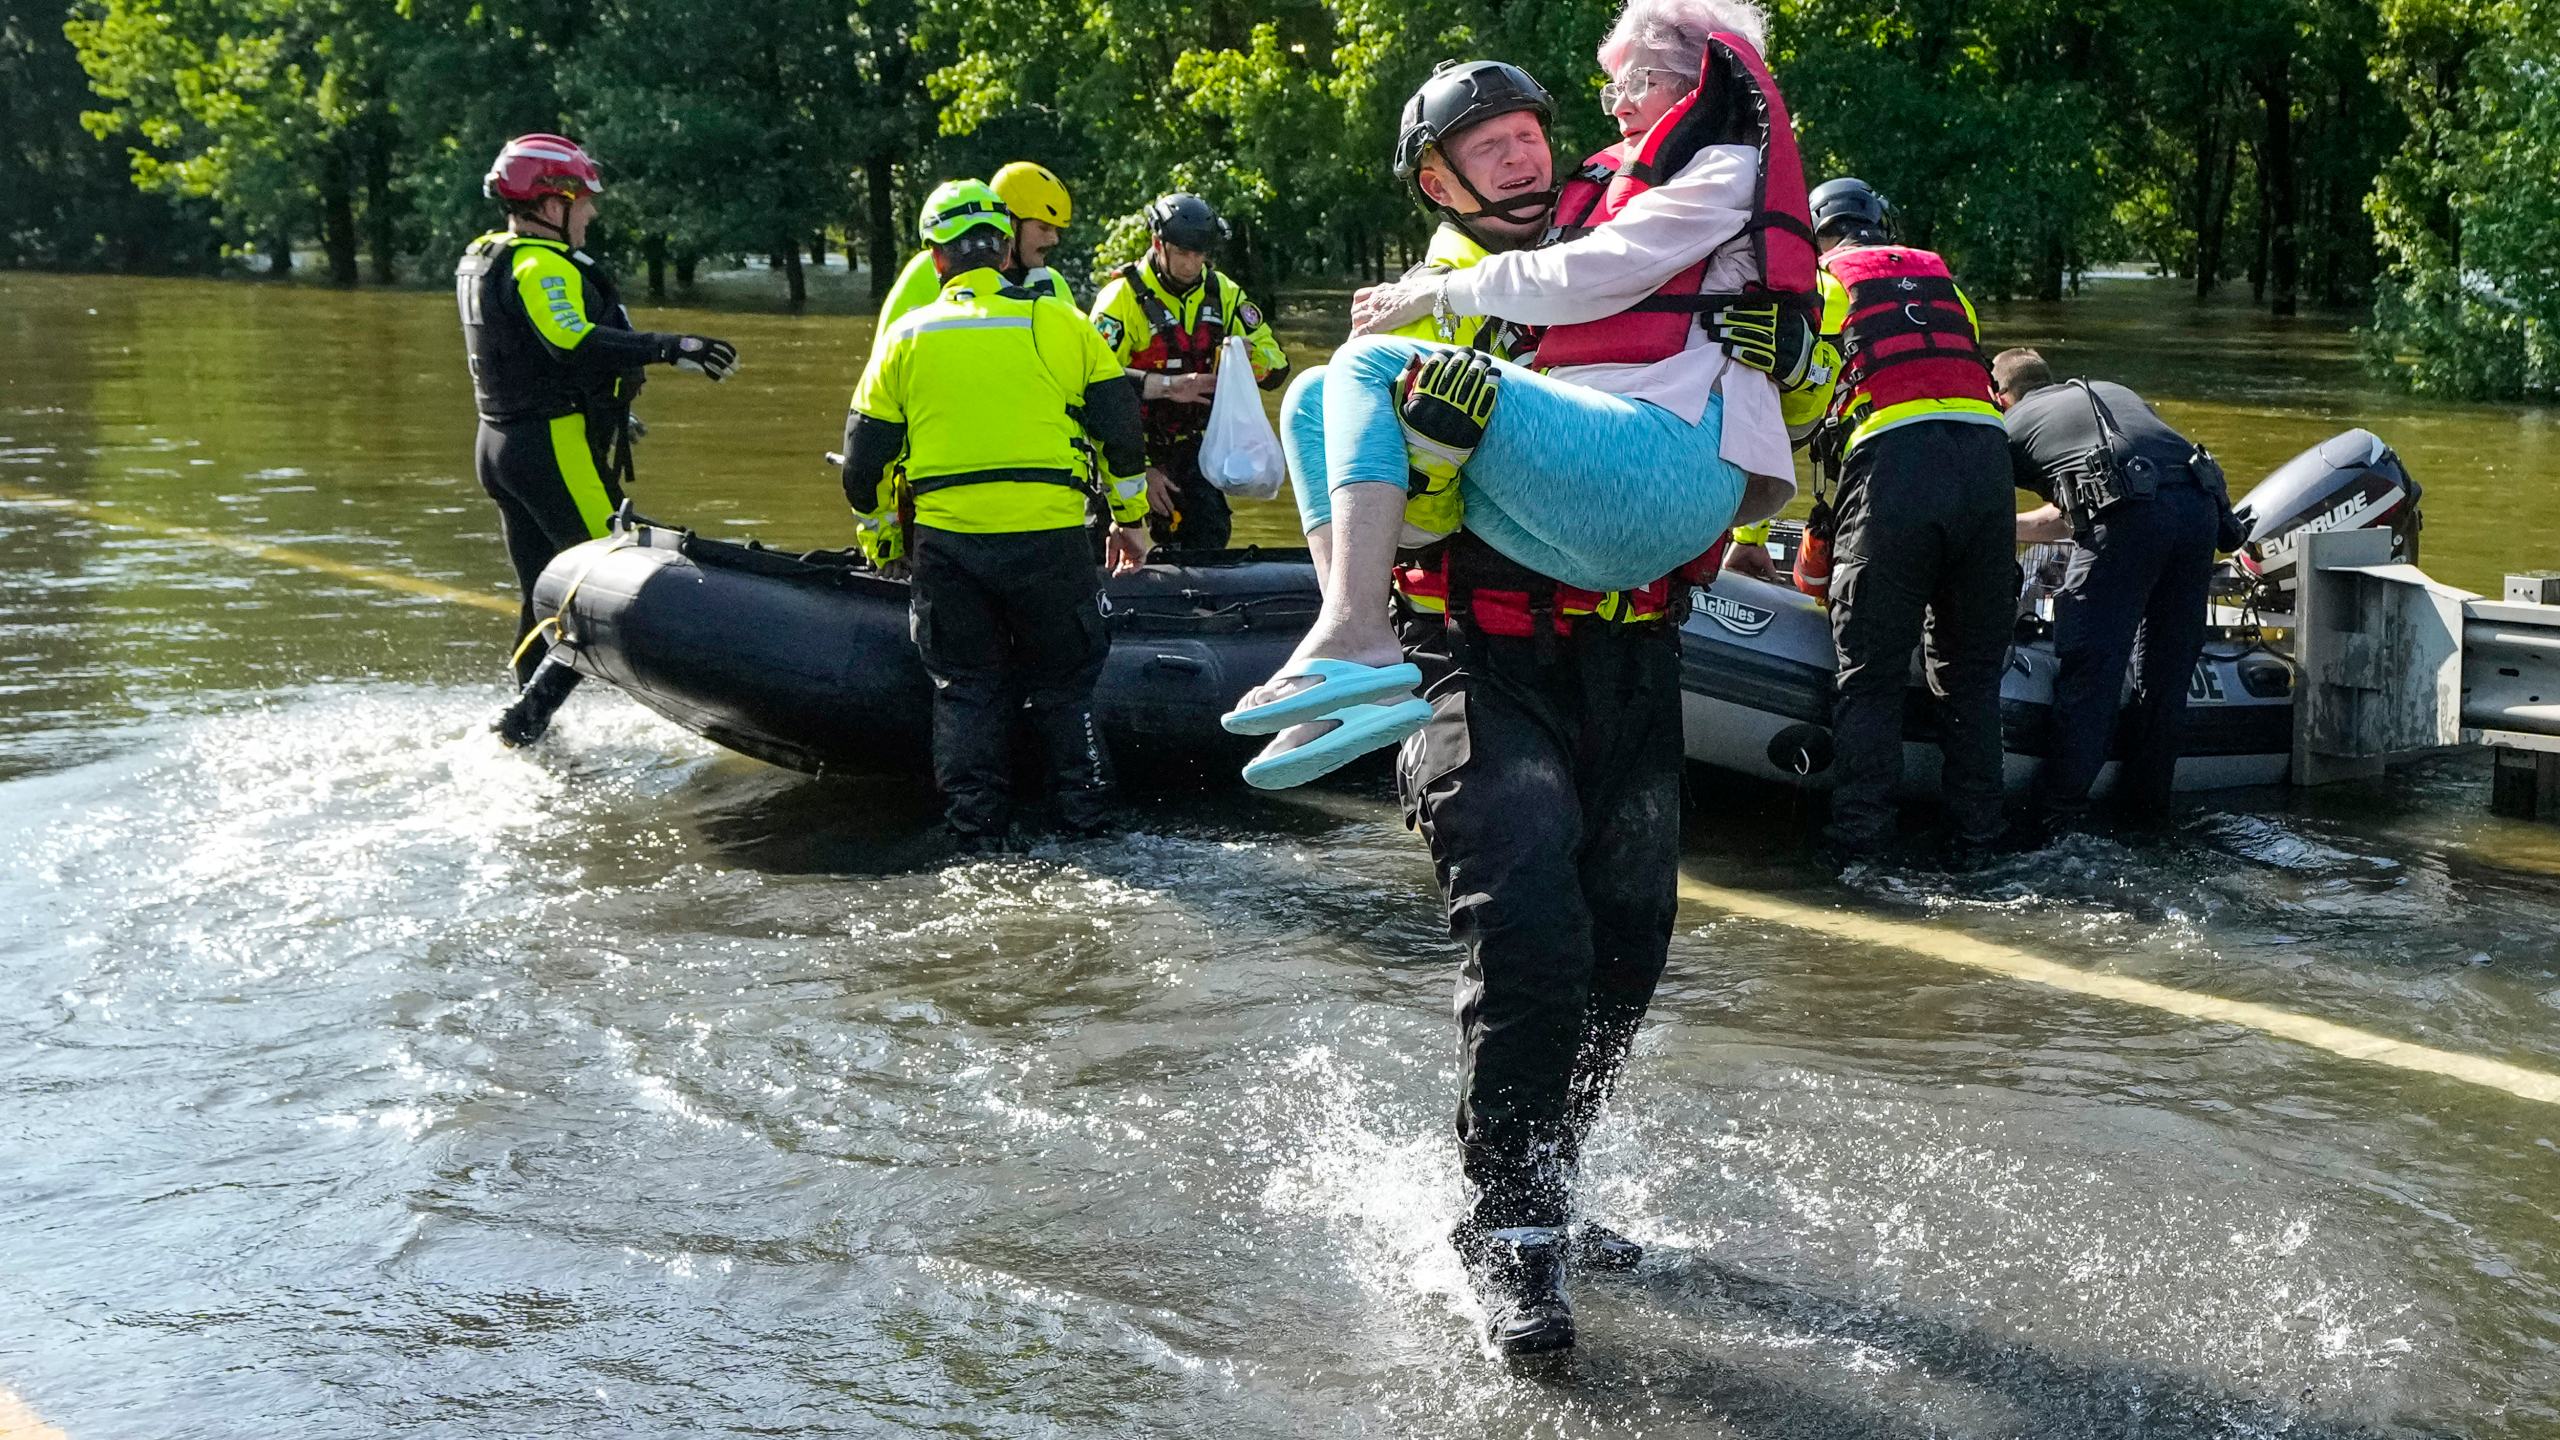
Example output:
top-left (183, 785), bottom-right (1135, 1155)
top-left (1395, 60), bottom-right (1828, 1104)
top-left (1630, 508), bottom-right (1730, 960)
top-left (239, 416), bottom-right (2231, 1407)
top-left (2232, 429), bottom-right (2421, 605)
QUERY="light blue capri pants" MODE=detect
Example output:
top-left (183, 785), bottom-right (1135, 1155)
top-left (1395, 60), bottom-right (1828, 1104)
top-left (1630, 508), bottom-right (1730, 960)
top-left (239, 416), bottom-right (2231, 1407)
top-left (1280, 334), bottom-right (1746, 594)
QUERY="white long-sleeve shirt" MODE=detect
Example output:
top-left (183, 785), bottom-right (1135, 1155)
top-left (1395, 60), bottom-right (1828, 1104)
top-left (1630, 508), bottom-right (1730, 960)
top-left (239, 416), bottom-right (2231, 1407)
top-left (1439, 143), bottom-right (1798, 524)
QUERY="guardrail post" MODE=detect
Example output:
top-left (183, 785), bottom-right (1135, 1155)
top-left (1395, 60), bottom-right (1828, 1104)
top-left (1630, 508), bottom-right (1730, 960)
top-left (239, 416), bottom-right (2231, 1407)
top-left (2476, 573), bottom-right (2560, 819)
top-left (2291, 528), bottom-right (2469, 786)
top-left (2508, 572), bottom-right (2560, 606)
top-left (2491, 750), bottom-right (2560, 821)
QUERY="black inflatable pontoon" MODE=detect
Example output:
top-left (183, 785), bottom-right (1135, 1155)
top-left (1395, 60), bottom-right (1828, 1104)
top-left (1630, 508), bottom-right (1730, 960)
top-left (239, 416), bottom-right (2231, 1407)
top-left (530, 428), bottom-right (2422, 795)
top-left (532, 517), bottom-right (1316, 777)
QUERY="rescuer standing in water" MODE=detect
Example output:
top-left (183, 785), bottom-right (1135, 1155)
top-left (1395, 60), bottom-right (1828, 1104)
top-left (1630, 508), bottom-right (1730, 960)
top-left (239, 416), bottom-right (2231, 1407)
top-left (457, 133), bottom-right (739, 747)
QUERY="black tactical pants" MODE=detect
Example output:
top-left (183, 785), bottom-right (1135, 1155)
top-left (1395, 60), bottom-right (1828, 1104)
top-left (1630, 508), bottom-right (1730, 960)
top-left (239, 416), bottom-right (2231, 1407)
top-left (1397, 608), bottom-right (1685, 1231)
top-left (477, 417), bottom-right (622, 686)
top-left (2038, 481), bottom-right (2223, 824)
top-left (1825, 420), bottom-right (2017, 856)
top-left (908, 524), bottom-right (1114, 838)
top-left (1143, 435), bottom-right (1233, 552)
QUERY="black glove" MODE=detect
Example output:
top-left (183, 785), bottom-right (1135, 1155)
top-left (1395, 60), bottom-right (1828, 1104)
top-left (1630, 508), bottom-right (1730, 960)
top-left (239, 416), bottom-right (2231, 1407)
top-left (662, 334), bottom-right (739, 382)
top-left (1706, 302), bottom-right (1817, 390)
top-left (1398, 349), bottom-right (1501, 478)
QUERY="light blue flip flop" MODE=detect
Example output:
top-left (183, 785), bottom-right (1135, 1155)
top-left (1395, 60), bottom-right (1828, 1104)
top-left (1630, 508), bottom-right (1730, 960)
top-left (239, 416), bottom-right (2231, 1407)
top-left (1222, 657), bottom-right (1425, 736)
top-left (1241, 697), bottom-right (1435, 791)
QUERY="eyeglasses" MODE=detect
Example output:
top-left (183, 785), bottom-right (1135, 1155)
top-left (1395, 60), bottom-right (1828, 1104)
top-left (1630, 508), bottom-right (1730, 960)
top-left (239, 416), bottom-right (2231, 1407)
top-left (1600, 66), bottom-right (1693, 110)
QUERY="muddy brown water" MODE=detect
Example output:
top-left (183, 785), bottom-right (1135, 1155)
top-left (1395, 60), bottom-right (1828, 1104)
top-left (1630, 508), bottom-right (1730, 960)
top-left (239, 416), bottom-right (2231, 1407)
top-left (3, 269), bottom-right (2559, 1437)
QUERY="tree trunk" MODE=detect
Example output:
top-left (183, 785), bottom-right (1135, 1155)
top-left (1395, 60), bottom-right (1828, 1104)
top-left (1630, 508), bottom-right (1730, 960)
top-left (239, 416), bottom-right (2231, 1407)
top-left (320, 147), bottom-right (359, 286)
top-left (267, 229), bottom-right (293, 277)
top-left (2198, 128), bottom-right (2239, 299)
top-left (781, 236), bottom-right (806, 312)
top-left (2320, 84), bottom-right (2354, 307)
top-left (2254, 62), bottom-right (2298, 316)
top-left (645, 233), bottom-right (668, 300)
top-left (676, 253), bottom-right (698, 288)
top-left (2248, 142), bottom-right (2269, 305)
top-left (866, 154), bottom-right (898, 302)
top-left (2037, 230), bottom-right (2066, 303)
top-left (811, 232), bottom-right (829, 266)
top-left (2189, 103), bottom-right (2222, 298)
top-left (364, 120), bottom-right (395, 285)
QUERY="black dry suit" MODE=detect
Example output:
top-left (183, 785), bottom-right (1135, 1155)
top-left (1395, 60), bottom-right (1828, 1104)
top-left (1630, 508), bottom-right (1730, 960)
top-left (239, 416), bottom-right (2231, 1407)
top-left (456, 231), bottom-right (659, 684)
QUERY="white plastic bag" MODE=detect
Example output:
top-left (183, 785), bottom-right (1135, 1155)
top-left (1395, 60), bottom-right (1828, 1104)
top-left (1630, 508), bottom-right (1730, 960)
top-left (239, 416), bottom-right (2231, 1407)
top-left (1197, 335), bottom-right (1286, 502)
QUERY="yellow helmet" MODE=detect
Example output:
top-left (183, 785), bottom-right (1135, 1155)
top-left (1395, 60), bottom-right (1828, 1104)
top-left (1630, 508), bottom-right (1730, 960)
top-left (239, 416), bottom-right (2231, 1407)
top-left (991, 162), bottom-right (1072, 228)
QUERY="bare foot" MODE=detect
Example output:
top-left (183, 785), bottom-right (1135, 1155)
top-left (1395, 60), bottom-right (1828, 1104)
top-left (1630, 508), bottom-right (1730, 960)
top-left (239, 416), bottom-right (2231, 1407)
top-left (1233, 624), bottom-right (1407, 714)
top-left (1253, 714), bottom-right (1343, 765)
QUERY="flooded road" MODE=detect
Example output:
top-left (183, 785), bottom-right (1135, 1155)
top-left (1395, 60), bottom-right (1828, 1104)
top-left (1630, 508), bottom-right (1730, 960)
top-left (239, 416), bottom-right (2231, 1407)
top-left (5, 270), bottom-right (2560, 1437)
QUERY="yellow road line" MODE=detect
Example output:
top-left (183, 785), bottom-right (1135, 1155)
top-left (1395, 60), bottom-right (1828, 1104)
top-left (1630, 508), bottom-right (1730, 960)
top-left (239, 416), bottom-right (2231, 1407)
top-left (1680, 874), bottom-right (2560, 1107)
top-left (0, 1391), bottom-right (66, 1440)
top-left (0, 481), bottom-right (516, 616)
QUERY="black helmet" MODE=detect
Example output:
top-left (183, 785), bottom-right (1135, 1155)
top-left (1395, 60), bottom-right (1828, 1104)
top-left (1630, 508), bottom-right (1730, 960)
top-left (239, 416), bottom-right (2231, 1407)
top-left (1145, 193), bottom-right (1228, 252)
top-left (1810, 177), bottom-right (1893, 244)
top-left (1393, 60), bottom-right (1554, 181)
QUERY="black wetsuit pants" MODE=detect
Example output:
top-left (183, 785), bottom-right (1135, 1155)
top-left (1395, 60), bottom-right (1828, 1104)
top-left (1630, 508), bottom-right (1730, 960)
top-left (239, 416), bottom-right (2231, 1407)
top-left (1825, 421), bottom-right (2017, 856)
top-left (2037, 481), bottom-right (2223, 825)
top-left (1143, 435), bottom-right (1233, 553)
top-left (908, 524), bottom-right (1114, 838)
top-left (1397, 609), bottom-right (1685, 1231)
top-left (476, 417), bottom-right (622, 686)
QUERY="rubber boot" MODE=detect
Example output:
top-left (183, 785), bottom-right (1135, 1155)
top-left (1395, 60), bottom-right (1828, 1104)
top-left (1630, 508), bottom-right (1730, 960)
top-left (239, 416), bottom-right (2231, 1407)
top-left (1568, 1220), bottom-right (1642, 1273)
top-left (1453, 1222), bottom-right (1574, 1359)
top-left (1029, 699), bottom-right (1115, 836)
top-left (493, 653), bottom-right (580, 748)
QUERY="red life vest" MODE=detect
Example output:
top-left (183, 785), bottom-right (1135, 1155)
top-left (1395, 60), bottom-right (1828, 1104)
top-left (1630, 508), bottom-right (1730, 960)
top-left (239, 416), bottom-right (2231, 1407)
top-left (1821, 245), bottom-right (1995, 422)
top-left (1117, 260), bottom-right (1229, 375)
top-left (1533, 31), bottom-right (1816, 370)
top-left (1117, 260), bottom-right (1237, 451)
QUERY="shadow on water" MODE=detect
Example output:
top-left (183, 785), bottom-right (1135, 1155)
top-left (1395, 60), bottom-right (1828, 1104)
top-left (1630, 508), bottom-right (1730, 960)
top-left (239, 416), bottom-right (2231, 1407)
top-left (678, 754), bottom-right (1395, 879)
top-left (1524, 1257), bottom-right (2441, 1440)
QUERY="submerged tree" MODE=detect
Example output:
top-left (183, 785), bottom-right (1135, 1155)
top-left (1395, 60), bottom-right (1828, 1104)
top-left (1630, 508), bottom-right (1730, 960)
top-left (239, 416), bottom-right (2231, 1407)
top-left (2366, 0), bottom-right (2558, 397)
top-left (65, 0), bottom-right (401, 282)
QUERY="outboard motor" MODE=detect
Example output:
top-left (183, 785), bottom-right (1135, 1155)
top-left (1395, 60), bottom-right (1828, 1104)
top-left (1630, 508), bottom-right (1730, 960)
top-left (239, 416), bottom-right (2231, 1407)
top-left (2231, 428), bottom-right (2421, 613)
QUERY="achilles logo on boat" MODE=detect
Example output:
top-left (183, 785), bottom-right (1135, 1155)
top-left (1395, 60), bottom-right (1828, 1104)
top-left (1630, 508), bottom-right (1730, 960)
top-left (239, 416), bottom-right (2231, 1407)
top-left (1700, 593), bottom-right (1775, 637)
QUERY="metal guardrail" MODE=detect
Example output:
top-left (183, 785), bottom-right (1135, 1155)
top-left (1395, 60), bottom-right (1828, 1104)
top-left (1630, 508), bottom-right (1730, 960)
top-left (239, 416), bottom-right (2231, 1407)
top-left (2291, 529), bottom-right (2560, 818)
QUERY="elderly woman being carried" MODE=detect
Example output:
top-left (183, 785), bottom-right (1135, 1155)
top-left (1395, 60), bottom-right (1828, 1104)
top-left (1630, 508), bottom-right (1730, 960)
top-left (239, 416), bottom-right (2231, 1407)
top-left (1223, 0), bottom-right (1815, 787)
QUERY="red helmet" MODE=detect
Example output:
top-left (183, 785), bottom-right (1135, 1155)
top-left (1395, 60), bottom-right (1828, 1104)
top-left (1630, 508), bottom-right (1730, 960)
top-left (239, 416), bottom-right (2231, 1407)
top-left (484, 133), bottom-right (605, 204)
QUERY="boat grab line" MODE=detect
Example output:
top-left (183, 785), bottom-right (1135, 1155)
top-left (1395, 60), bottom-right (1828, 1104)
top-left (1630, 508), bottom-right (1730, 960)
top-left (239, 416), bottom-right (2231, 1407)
top-left (0, 482), bottom-right (518, 617)
top-left (1679, 874), bottom-right (2560, 1108)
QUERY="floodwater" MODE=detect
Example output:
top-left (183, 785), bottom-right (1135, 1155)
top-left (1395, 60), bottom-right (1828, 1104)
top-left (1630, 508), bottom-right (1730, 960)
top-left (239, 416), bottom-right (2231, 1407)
top-left (5, 268), bottom-right (2560, 1438)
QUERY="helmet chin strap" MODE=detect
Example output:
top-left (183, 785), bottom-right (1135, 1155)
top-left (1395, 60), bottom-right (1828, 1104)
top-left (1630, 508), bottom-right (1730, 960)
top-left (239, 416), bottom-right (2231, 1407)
top-left (513, 195), bottom-right (575, 244)
top-left (1430, 168), bottom-right (1558, 252)
top-left (1150, 242), bottom-right (1206, 295)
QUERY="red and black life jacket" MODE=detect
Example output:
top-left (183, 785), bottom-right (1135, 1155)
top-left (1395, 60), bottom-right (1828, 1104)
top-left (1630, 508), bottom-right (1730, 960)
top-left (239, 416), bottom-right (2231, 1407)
top-left (1118, 260), bottom-right (1228, 376)
top-left (1118, 260), bottom-right (1234, 452)
top-left (1820, 244), bottom-right (1996, 423)
top-left (1395, 531), bottom-right (1731, 638)
top-left (1533, 31), bottom-right (1816, 370)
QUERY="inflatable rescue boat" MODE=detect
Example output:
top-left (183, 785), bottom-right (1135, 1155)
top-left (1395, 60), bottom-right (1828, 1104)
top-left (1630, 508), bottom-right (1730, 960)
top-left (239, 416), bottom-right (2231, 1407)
top-left (532, 428), bottom-right (2419, 795)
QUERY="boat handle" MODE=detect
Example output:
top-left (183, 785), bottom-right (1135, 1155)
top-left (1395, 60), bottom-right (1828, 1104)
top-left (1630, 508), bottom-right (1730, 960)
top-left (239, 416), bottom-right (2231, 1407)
top-left (1146, 653), bottom-right (1206, 674)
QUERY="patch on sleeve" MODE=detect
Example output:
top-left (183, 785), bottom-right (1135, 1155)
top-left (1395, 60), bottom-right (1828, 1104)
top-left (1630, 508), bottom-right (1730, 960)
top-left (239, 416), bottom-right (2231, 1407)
top-left (1238, 302), bottom-right (1262, 330)
top-left (1094, 313), bottom-right (1125, 349)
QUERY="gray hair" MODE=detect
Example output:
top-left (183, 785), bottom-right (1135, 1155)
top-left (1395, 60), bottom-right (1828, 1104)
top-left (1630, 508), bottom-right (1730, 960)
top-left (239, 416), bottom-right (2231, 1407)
top-left (1597, 0), bottom-right (1769, 78)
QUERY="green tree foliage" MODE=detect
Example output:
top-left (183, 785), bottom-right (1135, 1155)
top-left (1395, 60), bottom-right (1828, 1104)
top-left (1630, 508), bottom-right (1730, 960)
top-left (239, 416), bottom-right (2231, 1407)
top-left (10, 0), bottom-right (2548, 395)
top-left (2366, 0), bottom-right (2559, 396)
top-left (65, 0), bottom-right (400, 281)
top-left (3, 0), bottom-right (215, 267)
top-left (568, 0), bottom-right (860, 311)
